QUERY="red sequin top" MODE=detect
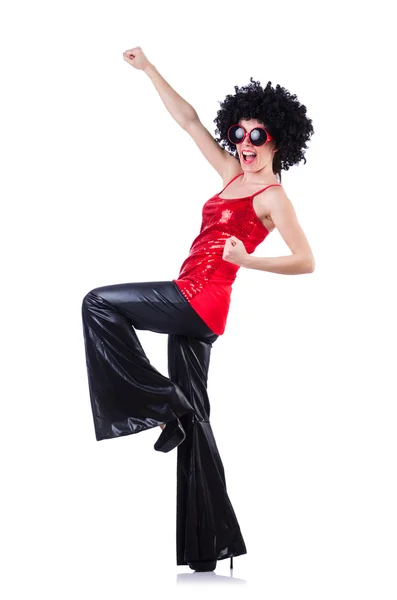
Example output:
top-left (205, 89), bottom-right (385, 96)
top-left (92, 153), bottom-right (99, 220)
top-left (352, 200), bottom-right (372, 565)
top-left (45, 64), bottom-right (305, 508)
top-left (173, 172), bottom-right (283, 335)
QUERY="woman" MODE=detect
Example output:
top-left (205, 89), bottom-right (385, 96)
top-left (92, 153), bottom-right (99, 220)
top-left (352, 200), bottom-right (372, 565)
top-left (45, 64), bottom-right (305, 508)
top-left (81, 46), bottom-right (315, 573)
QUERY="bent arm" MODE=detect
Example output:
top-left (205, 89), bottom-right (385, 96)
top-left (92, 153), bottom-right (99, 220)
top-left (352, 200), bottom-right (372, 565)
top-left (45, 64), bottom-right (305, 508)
top-left (144, 64), bottom-right (197, 129)
top-left (241, 187), bottom-right (315, 274)
top-left (242, 254), bottom-right (315, 274)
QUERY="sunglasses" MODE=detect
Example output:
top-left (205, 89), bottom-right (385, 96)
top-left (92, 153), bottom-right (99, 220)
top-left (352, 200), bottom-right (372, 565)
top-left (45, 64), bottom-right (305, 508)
top-left (227, 124), bottom-right (274, 147)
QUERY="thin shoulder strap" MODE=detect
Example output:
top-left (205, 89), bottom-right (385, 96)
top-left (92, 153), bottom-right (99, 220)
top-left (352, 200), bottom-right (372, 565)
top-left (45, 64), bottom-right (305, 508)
top-left (218, 172), bottom-right (244, 195)
top-left (251, 183), bottom-right (283, 197)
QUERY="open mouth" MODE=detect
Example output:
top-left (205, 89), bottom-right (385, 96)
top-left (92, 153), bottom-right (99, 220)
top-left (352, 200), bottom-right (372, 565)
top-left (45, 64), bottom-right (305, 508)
top-left (242, 151), bottom-right (257, 164)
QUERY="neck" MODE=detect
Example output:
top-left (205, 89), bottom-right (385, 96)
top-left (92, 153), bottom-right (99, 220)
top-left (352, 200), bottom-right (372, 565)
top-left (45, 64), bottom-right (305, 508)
top-left (240, 163), bottom-right (278, 185)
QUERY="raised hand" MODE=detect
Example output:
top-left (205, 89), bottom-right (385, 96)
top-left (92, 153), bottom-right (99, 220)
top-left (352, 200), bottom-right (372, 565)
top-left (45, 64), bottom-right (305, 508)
top-left (122, 46), bottom-right (152, 71)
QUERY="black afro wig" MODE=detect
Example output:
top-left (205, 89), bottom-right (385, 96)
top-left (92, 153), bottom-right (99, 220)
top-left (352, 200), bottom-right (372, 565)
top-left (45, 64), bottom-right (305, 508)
top-left (213, 77), bottom-right (314, 183)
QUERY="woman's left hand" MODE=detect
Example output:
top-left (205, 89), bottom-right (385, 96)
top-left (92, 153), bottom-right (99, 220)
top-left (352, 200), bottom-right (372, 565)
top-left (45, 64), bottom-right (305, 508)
top-left (222, 236), bottom-right (249, 267)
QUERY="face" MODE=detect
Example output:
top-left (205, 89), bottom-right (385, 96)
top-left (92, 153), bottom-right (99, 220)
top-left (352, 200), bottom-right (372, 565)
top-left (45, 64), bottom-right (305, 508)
top-left (236, 118), bottom-right (277, 171)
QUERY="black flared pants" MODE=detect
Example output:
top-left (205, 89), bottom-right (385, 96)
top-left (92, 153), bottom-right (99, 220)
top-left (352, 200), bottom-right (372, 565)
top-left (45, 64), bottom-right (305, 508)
top-left (81, 280), bottom-right (247, 565)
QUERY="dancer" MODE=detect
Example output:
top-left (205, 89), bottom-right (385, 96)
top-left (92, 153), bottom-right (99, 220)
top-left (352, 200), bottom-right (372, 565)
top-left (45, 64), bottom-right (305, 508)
top-left (81, 46), bottom-right (315, 573)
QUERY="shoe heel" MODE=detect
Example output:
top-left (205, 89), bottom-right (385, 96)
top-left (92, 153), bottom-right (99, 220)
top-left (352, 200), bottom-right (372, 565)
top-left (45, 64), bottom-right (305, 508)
top-left (154, 417), bottom-right (186, 453)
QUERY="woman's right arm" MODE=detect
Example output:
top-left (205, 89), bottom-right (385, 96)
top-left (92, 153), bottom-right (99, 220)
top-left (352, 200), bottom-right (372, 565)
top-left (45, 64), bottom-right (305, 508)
top-left (144, 64), bottom-right (198, 130)
top-left (123, 47), bottom-right (236, 178)
top-left (123, 47), bottom-right (197, 129)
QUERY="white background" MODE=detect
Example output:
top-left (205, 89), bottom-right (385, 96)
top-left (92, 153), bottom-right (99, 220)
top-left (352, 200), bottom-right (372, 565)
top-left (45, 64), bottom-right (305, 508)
top-left (1, 0), bottom-right (396, 598)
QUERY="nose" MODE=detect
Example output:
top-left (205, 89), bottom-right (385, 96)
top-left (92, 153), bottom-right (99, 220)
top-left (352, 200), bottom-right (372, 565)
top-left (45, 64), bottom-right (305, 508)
top-left (240, 130), bottom-right (255, 148)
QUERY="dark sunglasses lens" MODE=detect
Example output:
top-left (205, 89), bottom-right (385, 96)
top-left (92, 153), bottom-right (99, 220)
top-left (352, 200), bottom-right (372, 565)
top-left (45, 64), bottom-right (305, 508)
top-left (250, 128), bottom-right (267, 146)
top-left (228, 125), bottom-right (245, 144)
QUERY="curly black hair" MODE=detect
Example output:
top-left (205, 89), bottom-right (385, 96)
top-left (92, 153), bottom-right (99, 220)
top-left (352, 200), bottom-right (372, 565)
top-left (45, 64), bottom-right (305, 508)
top-left (213, 77), bottom-right (314, 184)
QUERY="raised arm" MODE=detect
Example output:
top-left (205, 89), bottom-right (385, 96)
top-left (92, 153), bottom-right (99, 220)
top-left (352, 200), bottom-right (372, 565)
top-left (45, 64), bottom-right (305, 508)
top-left (123, 47), bottom-right (236, 179)
top-left (123, 46), bottom-right (197, 129)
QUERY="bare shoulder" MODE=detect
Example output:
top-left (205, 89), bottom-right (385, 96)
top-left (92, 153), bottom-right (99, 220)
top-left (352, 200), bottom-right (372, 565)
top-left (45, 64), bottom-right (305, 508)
top-left (257, 185), bottom-right (315, 262)
top-left (221, 155), bottom-right (243, 187)
top-left (257, 183), bottom-right (290, 210)
top-left (185, 117), bottom-right (242, 181)
top-left (254, 184), bottom-right (290, 231)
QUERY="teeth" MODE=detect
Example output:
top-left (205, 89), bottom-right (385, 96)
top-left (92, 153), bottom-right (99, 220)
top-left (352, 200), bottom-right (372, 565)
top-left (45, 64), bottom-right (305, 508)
top-left (243, 152), bottom-right (256, 156)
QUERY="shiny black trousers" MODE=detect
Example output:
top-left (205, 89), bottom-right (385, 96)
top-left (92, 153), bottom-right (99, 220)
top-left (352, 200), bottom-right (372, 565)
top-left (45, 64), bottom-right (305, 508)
top-left (81, 280), bottom-right (247, 565)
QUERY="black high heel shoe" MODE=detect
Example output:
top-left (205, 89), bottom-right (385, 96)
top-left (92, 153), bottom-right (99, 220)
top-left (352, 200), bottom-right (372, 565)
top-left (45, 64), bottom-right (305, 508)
top-left (154, 417), bottom-right (186, 453)
top-left (188, 560), bottom-right (217, 572)
top-left (187, 557), bottom-right (233, 571)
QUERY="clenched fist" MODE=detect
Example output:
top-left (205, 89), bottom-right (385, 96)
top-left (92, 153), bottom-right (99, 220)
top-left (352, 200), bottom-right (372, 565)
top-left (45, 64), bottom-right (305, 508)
top-left (222, 236), bottom-right (249, 267)
top-left (122, 46), bottom-right (152, 71)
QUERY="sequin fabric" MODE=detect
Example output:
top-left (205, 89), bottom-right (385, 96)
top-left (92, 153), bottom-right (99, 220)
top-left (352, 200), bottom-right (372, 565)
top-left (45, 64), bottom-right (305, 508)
top-left (173, 173), bottom-right (283, 335)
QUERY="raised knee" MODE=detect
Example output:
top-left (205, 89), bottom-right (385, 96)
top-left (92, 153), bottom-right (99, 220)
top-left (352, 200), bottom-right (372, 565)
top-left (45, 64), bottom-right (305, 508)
top-left (81, 289), bottom-right (100, 313)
